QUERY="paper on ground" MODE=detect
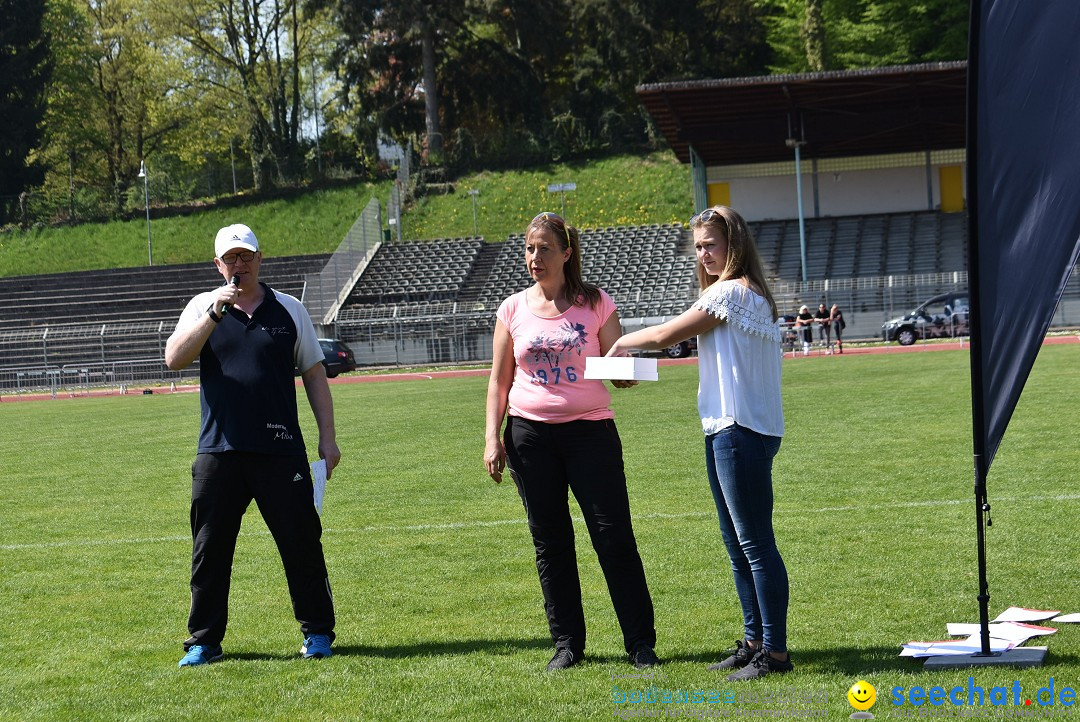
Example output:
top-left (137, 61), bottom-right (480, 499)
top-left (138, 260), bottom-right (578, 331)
top-left (992, 606), bottom-right (1060, 623)
top-left (901, 636), bottom-right (1014, 658)
top-left (312, 459), bottom-right (327, 515)
top-left (946, 622), bottom-right (1056, 644)
top-left (900, 644), bottom-right (1047, 660)
top-left (584, 356), bottom-right (658, 381)
top-left (1051, 612), bottom-right (1080, 623)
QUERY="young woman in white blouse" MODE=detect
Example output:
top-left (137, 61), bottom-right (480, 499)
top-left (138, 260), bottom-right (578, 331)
top-left (606, 206), bottom-right (791, 682)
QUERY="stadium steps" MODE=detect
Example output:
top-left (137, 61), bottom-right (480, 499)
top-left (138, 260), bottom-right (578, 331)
top-left (0, 254), bottom-right (329, 332)
top-left (456, 242), bottom-right (504, 306)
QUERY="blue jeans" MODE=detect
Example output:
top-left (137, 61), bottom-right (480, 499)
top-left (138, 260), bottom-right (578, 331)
top-left (705, 424), bottom-right (788, 652)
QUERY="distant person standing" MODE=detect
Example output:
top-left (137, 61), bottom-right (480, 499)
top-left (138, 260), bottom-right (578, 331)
top-left (830, 304), bottom-right (846, 353)
top-left (815, 303), bottom-right (832, 353)
top-left (484, 211), bottom-right (659, 672)
top-left (165, 223), bottom-right (340, 667)
top-left (606, 205), bottom-right (792, 682)
top-left (794, 305), bottom-right (814, 356)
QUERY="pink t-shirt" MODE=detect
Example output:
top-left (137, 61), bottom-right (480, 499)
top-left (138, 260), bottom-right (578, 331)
top-left (497, 289), bottom-right (617, 423)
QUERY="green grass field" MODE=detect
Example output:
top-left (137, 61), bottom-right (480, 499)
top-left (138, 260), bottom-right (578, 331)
top-left (2, 347), bottom-right (1078, 721)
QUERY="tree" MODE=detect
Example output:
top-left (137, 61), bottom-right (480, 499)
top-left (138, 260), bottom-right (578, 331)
top-left (162, 0), bottom-right (321, 189)
top-left (313, 0), bottom-right (468, 163)
top-left (760, 0), bottom-right (967, 74)
top-left (558, 0), bottom-right (771, 152)
top-left (802, 0), bottom-right (827, 70)
top-left (0, 0), bottom-right (53, 224)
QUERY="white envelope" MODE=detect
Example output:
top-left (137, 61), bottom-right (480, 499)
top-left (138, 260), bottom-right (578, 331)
top-left (584, 356), bottom-right (659, 381)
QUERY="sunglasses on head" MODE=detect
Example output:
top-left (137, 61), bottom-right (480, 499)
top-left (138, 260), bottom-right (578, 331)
top-left (532, 212), bottom-right (571, 244)
top-left (689, 208), bottom-right (724, 227)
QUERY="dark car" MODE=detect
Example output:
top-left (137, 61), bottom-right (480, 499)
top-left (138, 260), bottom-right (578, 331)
top-left (882, 291), bottom-right (969, 346)
top-left (318, 338), bottom-right (357, 378)
top-left (664, 337), bottom-right (697, 359)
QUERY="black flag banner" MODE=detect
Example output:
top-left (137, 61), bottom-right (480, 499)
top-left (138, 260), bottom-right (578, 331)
top-left (961, 0), bottom-right (1080, 661)
top-left (970, 0), bottom-right (1080, 470)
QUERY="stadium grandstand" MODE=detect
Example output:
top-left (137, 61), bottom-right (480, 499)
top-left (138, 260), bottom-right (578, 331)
top-left (4, 62), bottom-right (1080, 392)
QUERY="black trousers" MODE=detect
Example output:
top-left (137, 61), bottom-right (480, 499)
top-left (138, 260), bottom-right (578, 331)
top-left (504, 415), bottom-right (656, 655)
top-left (185, 452), bottom-right (335, 649)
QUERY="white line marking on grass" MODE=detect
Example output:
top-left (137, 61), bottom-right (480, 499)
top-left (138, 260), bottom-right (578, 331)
top-left (4, 494), bottom-right (1079, 551)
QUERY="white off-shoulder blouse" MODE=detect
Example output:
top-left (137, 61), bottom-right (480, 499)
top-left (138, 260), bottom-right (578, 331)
top-left (691, 279), bottom-right (785, 437)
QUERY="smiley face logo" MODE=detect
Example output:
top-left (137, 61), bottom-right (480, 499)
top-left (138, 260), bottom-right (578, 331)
top-left (848, 680), bottom-right (877, 711)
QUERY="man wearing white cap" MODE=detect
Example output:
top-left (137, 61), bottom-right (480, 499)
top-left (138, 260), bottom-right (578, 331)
top-left (165, 223), bottom-right (340, 667)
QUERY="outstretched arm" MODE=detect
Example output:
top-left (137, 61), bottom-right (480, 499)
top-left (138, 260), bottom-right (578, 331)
top-left (606, 306), bottom-right (722, 357)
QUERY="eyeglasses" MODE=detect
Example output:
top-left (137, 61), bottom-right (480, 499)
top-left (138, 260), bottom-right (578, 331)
top-left (689, 209), bottom-right (723, 227)
top-left (532, 212), bottom-right (571, 244)
top-left (220, 250), bottom-right (256, 265)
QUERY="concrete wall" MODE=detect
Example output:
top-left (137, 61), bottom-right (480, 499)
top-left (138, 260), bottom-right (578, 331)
top-left (707, 151), bottom-right (967, 222)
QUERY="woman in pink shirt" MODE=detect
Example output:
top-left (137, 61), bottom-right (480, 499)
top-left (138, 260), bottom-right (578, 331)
top-left (484, 211), bottom-right (658, 672)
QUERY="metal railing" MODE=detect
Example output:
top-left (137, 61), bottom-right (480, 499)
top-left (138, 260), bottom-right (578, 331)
top-left (4, 268), bottom-right (1080, 391)
top-left (0, 358), bottom-right (196, 397)
top-left (301, 197), bottom-right (382, 325)
top-left (386, 148), bottom-right (411, 242)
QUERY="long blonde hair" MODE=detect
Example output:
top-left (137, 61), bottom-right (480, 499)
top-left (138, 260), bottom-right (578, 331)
top-left (691, 205), bottom-right (778, 321)
top-left (526, 212), bottom-right (601, 308)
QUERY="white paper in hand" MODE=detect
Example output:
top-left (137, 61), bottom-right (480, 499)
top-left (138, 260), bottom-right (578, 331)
top-left (311, 459), bottom-right (328, 515)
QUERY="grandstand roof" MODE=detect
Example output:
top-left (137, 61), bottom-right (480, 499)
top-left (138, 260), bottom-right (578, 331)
top-left (636, 61), bottom-right (966, 166)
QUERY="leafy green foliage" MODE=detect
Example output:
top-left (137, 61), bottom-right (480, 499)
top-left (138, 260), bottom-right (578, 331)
top-left (759, 0), bottom-right (968, 73)
top-left (0, 0), bottom-right (52, 223)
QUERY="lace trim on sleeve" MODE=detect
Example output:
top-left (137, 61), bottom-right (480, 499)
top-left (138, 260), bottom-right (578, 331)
top-left (693, 286), bottom-right (782, 342)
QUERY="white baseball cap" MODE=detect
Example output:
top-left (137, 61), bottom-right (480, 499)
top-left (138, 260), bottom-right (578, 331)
top-left (214, 223), bottom-right (259, 258)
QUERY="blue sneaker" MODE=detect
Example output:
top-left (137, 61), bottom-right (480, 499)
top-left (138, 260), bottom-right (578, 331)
top-left (300, 634), bottom-right (332, 659)
top-left (178, 644), bottom-right (223, 667)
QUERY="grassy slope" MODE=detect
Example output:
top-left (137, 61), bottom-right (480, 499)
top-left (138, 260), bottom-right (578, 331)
top-left (0, 152), bottom-right (691, 278)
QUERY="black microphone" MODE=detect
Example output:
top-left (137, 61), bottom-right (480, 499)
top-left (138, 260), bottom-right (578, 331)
top-left (223, 275), bottom-right (238, 315)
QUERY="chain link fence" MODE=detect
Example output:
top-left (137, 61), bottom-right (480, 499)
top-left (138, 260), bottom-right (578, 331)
top-left (301, 197), bottom-right (382, 326)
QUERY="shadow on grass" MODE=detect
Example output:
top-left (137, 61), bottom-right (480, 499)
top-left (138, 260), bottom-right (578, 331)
top-left (600, 646), bottom-right (1073, 674)
top-left (333, 636), bottom-right (552, 659)
top-left (768, 647), bottom-right (1080, 675)
top-left (227, 651), bottom-right (299, 662)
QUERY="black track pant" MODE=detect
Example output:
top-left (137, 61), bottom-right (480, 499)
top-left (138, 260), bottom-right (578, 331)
top-left (504, 415), bottom-right (656, 655)
top-left (184, 451), bottom-right (335, 649)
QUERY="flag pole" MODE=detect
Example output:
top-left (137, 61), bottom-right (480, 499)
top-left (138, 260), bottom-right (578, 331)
top-left (923, 0), bottom-right (1045, 669)
top-left (963, 0), bottom-right (994, 659)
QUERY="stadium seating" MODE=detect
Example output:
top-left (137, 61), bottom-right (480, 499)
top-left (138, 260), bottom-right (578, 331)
top-left (0, 254), bottom-right (331, 333)
top-left (344, 237), bottom-right (482, 305)
top-left (0, 255), bottom-right (331, 370)
top-left (0, 210), bottom-right (972, 374)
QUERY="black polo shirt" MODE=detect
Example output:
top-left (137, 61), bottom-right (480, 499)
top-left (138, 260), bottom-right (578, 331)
top-left (175, 283), bottom-right (323, 455)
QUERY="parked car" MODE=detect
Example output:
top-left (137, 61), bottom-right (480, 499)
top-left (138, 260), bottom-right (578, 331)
top-left (664, 337), bottom-right (697, 359)
top-left (620, 315), bottom-right (698, 359)
top-left (881, 291), bottom-right (969, 345)
top-left (318, 338), bottom-right (357, 377)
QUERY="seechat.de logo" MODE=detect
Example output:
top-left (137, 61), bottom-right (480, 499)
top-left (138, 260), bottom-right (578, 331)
top-left (849, 680), bottom-right (877, 719)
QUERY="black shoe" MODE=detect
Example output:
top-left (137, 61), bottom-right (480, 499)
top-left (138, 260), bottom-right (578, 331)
top-left (629, 644), bottom-right (660, 669)
top-left (545, 648), bottom-right (582, 671)
top-left (707, 639), bottom-right (755, 671)
top-left (725, 648), bottom-right (793, 681)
